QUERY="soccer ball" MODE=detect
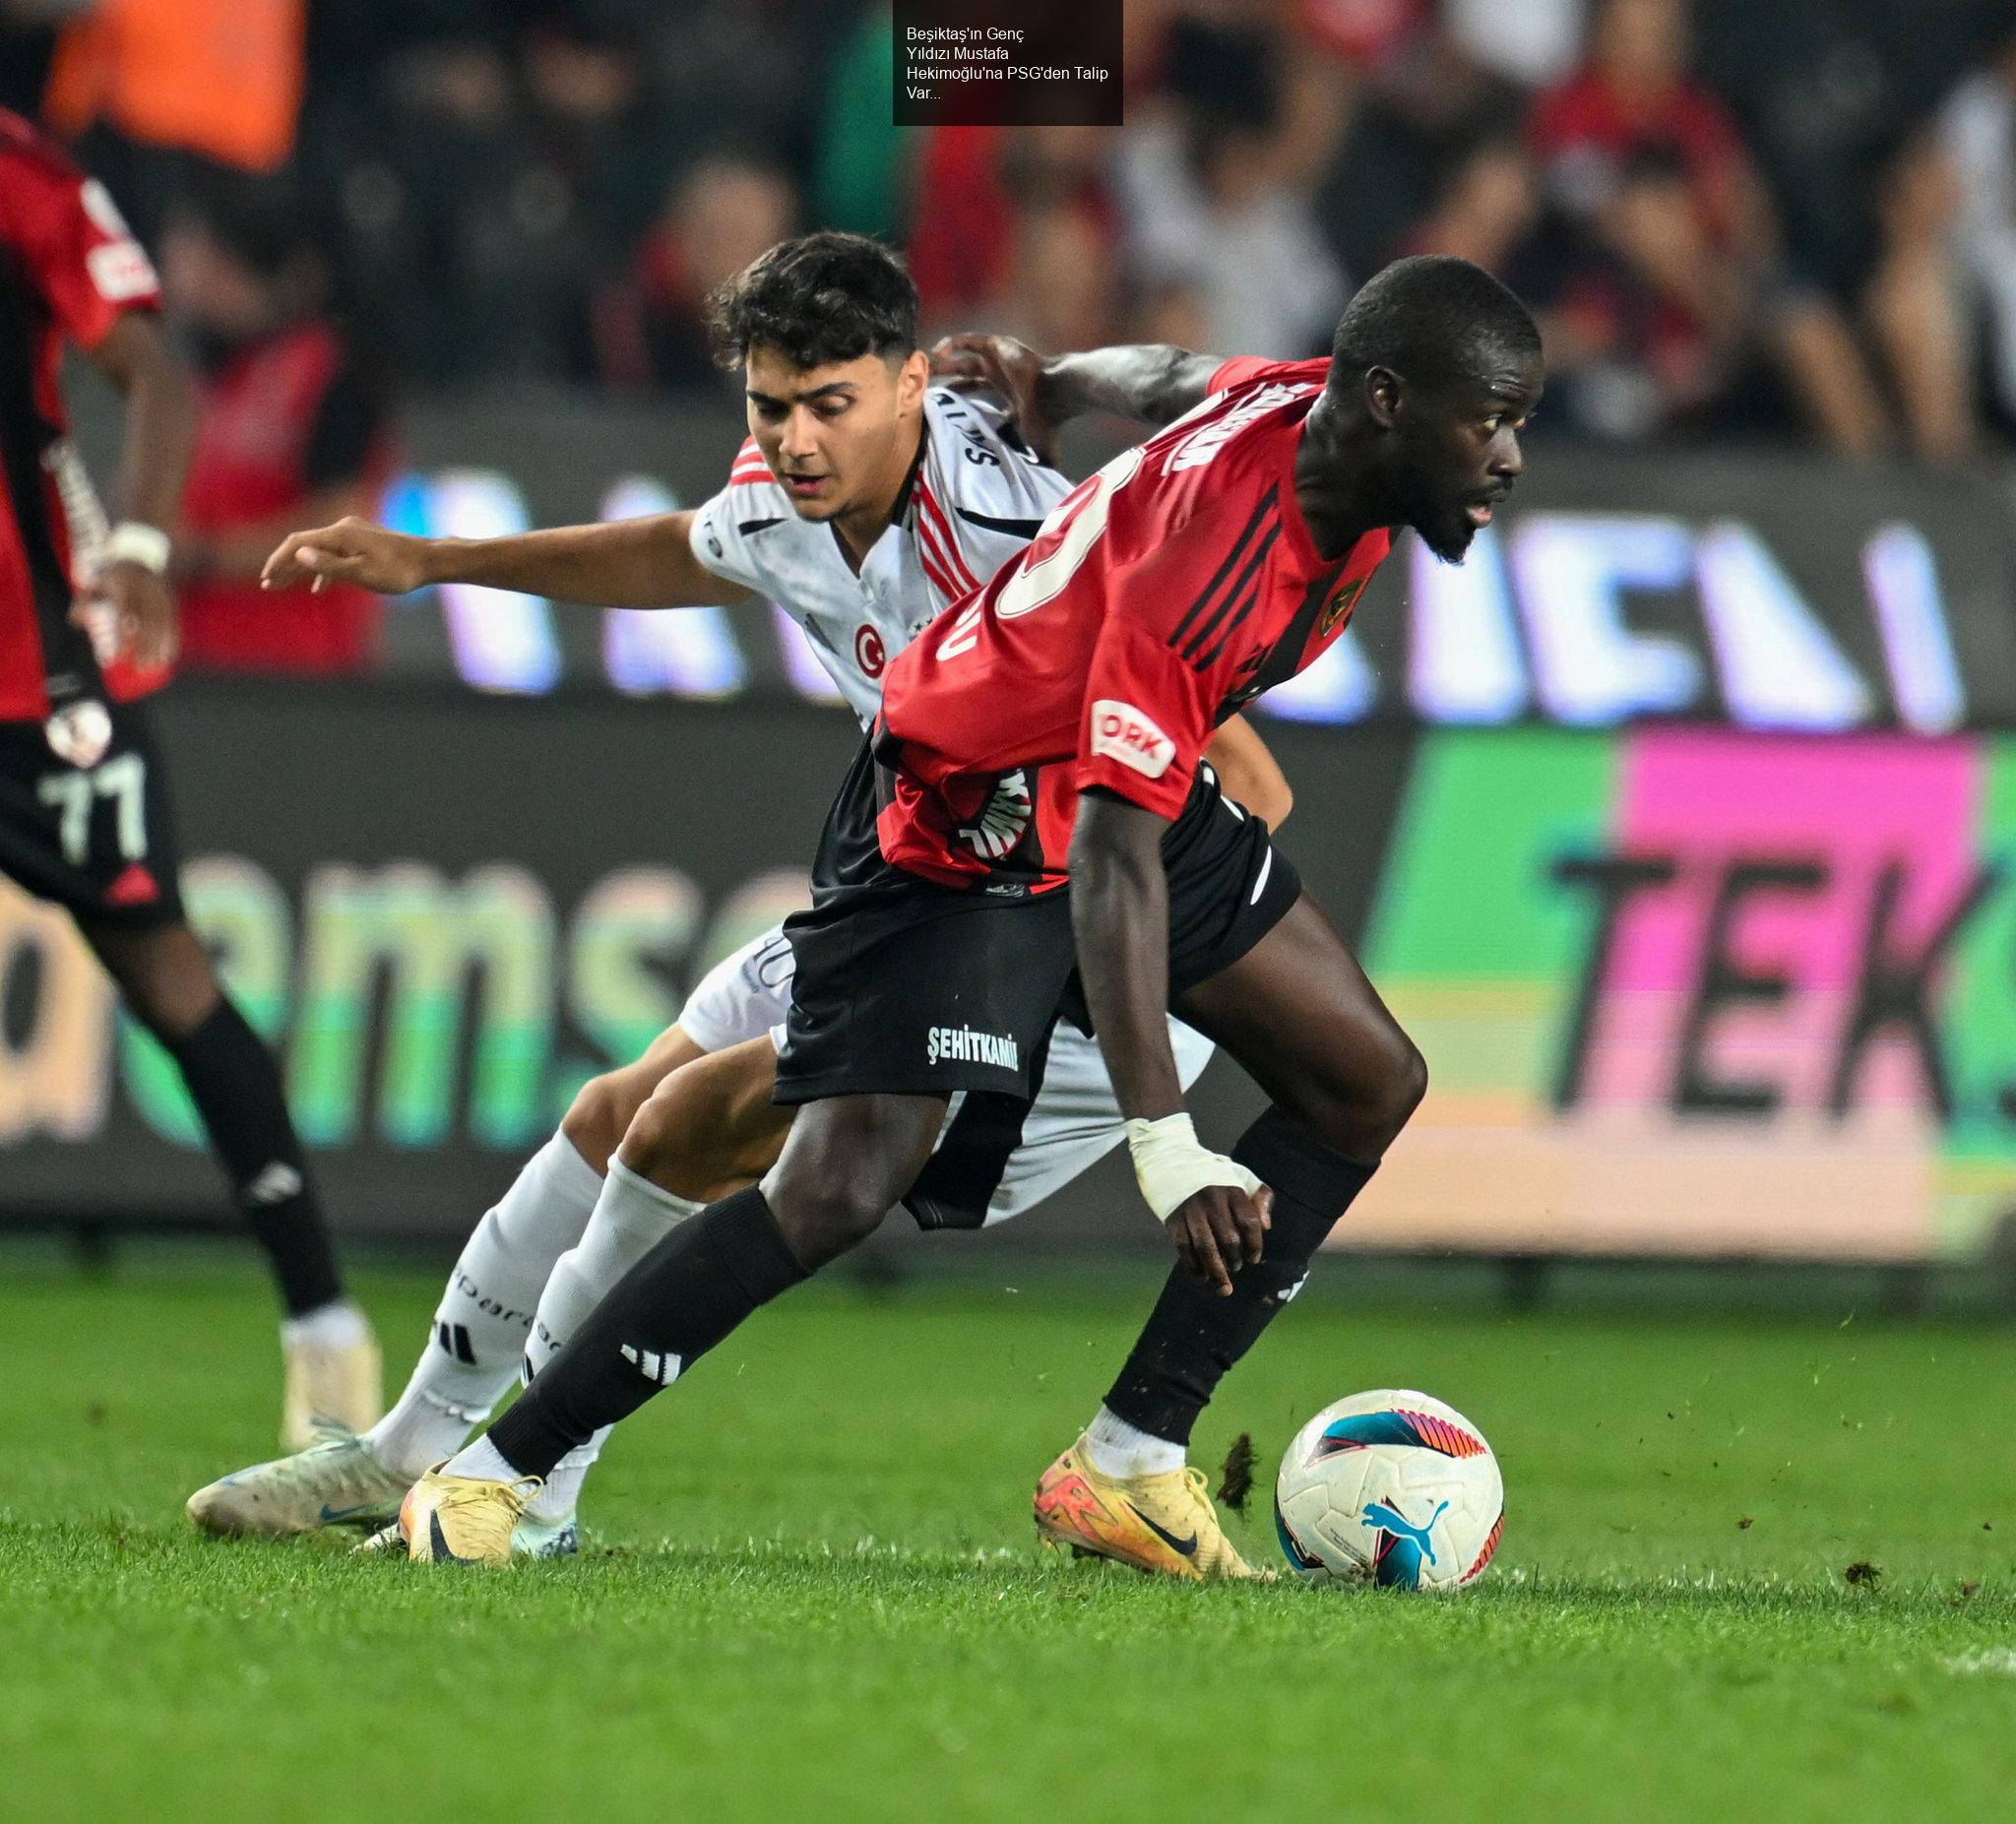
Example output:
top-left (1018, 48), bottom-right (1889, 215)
top-left (1274, 1389), bottom-right (1504, 1591)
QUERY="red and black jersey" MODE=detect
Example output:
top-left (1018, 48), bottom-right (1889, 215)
top-left (0, 108), bottom-right (162, 723)
top-left (874, 355), bottom-right (1392, 890)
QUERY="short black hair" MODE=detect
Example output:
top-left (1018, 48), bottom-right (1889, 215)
top-left (708, 231), bottom-right (918, 372)
top-left (1330, 255), bottom-right (1541, 396)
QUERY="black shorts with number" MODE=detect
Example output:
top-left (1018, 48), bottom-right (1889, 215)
top-left (0, 699), bottom-right (185, 926)
top-left (774, 736), bottom-right (1300, 1105)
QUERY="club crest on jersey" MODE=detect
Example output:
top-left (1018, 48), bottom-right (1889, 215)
top-left (1318, 576), bottom-right (1366, 640)
top-left (1090, 700), bottom-right (1174, 780)
top-left (854, 624), bottom-right (886, 678)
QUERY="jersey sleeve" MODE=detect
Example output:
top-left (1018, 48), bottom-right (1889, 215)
top-left (686, 487), bottom-right (766, 595)
top-left (1076, 613), bottom-right (1221, 819)
top-left (0, 156), bottom-right (158, 350)
top-left (1207, 354), bottom-right (1331, 395)
top-left (686, 439), bottom-right (781, 596)
top-left (1072, 509), bottom-right (1254, 818)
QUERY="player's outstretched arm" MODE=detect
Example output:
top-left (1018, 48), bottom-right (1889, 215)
top-left (1069, 789), bottom-right (1272, 1295)
top-left (261, 512), bottom-right (753, 609)
top-left (930, 335), bottom-right (1224, 455)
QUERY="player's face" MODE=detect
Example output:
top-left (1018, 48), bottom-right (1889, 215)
top-left (743, 346), bottom-right (927, 523)
top-left (1390, 353), bottom-right (1542, 564)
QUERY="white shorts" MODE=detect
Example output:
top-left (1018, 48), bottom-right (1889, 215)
top-left (677, 923), bottom-right (1216, 1227)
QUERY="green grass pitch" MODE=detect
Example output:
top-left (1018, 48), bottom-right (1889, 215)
top-left (5, 1250), bottom-right (2014, 1821)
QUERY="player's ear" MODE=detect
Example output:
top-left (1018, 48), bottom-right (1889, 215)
top-left (895, 347), bottom-right (929, 413)
top-left (1364, 366), bottom-right (1404, 430)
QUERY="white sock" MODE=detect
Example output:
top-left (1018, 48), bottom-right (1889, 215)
top-left (1084, 1405), bottom-right (1186, 1480)
top-left (528, 1430), bottom-right (611, 1526)
top-left (443, 1435), bottom-right (521, 1483)
top-left (520, 1158), bottom-right (702, 1525)
top-left (280, 1298), bottom-right (372, 1351)
top-left (525, 1159), bottom-right (701, 1381)
top-left (366, 1133), bottom-right (602, 1478)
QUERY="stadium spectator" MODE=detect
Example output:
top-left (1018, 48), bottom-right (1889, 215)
top-left (597, 156), bottom-right (799, 392)
top-left (1115, 17), bottom-right (1346, 357)
top-left (518, 10), bottom-right (682, 379)
top-left (1528, 0), bottom-right (1890, 455)
top-left (909, 125), bottom-right (1118, 330)
top-left (1444, 0), bottom-right (1585, 89)
top-left (1863, 128), bottom-right (1977, 465)
top-left (989, 200), bottom-right (1127, 355)
top-left (0, 0), bottom-right (65, 117)
top-left (1938, 29), bottom-right (2016, 443)
top-left (41, 0), bottom-right (306, 243)
top-left (1403, 139), bottom-right (1543, 275)
top-left (1312, 8), bottom-right (1527, 281)
top-left (159, 175), bottom-right (393, 675)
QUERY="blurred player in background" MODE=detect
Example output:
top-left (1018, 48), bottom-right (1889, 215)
top-left (186, 232), bottom-right (1290, 1552)
top-left (159, 174), bottom-right (394, 675)
top-left (0, 109), bottom-right (378, 1444)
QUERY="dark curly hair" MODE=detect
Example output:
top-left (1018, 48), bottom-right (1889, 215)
top-left (708, 231), bottom-right (919, 372)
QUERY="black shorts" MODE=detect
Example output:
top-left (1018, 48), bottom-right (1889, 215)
top-left (0, 698), bottom-right (185, 926)
top-left (774, 740), bottom-right (1299, 1105)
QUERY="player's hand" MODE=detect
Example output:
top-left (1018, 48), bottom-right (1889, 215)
top-left (76, 561), bottom-right (177, 669)
top-left (262, 517), bottom-right (430, 597)
top-left (928, 334), bottom-right (1059, 463)
top-left (1166, 1183), bottom-right (1273, 1297)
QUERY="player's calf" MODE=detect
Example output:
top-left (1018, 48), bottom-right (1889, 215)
top-left (454, 1096), bottom-right (944, 1491)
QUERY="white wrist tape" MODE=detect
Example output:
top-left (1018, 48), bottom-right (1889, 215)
top-left (99, 522), bottom-right (170, 576)
top-left (1124, 1112), bottom-right (1263, 1222)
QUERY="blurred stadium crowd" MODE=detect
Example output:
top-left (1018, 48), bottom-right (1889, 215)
top-left (3, 0), bottom-right (2016, 467)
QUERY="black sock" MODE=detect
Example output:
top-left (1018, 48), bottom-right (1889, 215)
top-left (1102, 1107), bottom-right (1377, 1446)
top-left (488, 1184), bottom-right (808, 1479)
top-left (164, 998), bottom-right (344, 1317)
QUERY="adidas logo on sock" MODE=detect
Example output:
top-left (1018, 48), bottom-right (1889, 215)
top-left (618, 1344), bottom-right (681, 1386)
top-left (244, 1163), bottom-right (304, 1206)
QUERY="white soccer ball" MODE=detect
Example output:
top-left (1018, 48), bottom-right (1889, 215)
top-left (1274, 1389), bottom-right (1504, 1591)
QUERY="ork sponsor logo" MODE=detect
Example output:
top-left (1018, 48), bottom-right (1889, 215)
top-left (1090, 700), bottom-right (1175, 780)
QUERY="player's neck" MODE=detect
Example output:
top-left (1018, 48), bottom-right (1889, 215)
top-left (1292, 405), bottom-right (1389, 559)
top-left (832, 417), bottom-right (927, 573)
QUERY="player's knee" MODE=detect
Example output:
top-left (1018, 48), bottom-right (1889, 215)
top-left (761, 1105), bottom-right (927, 1267)
top-left (621, 1076), bottom-right (702, 1182)
top-left (1287, 1028), bottom-right (1427, 1159)
top-left (560, 1072), bottom-right (626, 1176)
top-left (778, 1178), bottom-right (888, 1264)
top-left (614, 1047), bottom-right (776, 1203)
top-left (1374, 1037), bottom-right (1429, 1143)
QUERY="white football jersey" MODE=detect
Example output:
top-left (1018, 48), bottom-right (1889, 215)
top-left (687, 387), bottom-right (1070, 724)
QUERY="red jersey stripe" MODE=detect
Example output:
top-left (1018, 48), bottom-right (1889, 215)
top-left (911, 502), bottom-right (968, 602)
top-left (914, 535), bottom-right (962, 604)
top-left (915, 479), bottom-right (979, 596)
